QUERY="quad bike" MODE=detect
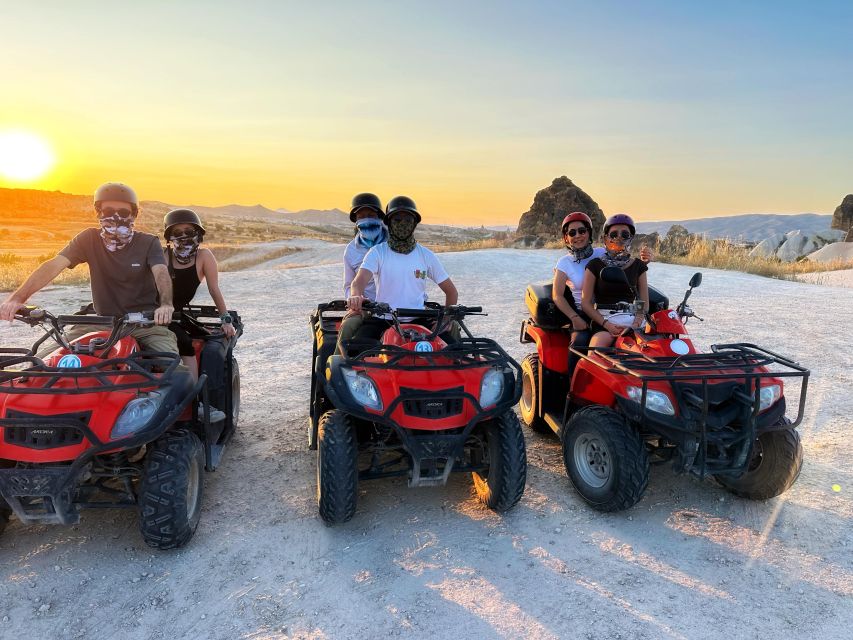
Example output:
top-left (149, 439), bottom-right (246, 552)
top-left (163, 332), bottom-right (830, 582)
top-left (309, 301), bottom-right (526, 524)
top-left (0, 304), bottom-right (242, 548)
top-left (520, 271), bottom-right (809, 511)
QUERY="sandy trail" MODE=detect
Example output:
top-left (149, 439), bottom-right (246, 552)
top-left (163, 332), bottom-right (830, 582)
top-left (0, 249), bottom-right (851, 640)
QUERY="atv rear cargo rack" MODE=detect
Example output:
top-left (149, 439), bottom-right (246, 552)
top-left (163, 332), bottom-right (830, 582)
top-left (0, 351), bottom-right (181, 395)
top-left (572, 342), bottom-right (810, 477)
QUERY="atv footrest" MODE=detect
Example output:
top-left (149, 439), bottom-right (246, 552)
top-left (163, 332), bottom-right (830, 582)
top-left (409, 457), bottom-right (456, 488)
top-left (0, 466), bottom-right (81, 525)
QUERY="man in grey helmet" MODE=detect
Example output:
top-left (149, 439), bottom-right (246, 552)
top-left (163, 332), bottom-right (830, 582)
top-left (0, 182), bottom-right (180, 359)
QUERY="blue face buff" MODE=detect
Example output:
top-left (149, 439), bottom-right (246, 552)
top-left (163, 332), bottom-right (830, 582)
top-left (355, 218), bottom-right (386, 248)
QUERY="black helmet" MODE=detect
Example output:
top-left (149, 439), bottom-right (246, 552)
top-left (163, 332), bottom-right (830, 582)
top-left (349, 192), bottom-right (384, 222)
top-left (385, 195), bottom-right (421, 224)
top-left (164, 209), bottom-right (205, 239)
top-left (94, 182), bottom-right (138, 215)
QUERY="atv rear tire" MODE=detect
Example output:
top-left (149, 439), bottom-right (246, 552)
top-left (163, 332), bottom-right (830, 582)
top-left (138, 429), bottom-right (204, 549)
top-left (715, 426), bottom-right (803, 500)
top-left (520, 354), bottom-right (550, 434)
top-left (473, 411), bottom-right (527, 511)
top-left (229, 358), bottom-right (241, 426)
top-left (562, 406), bottom-right (649, 512)
top-left (0, 505), bottom-right (10, 536)
top-left (317, 410), bottom-right (358, 524)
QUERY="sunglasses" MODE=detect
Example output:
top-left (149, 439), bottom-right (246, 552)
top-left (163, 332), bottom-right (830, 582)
top-left (169, 231), bottom-right (199, 241)
top-left (99, 207), bottom-right (134, 220)
top-left (608, 230), bottom-right (633, 240)
top-left (565, 227), bottom-right (589, 238)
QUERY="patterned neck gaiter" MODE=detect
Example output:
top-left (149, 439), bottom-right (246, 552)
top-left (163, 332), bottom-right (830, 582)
top-left (169, 235), bottom-right (200, 265)
top-left (387, 216), bottom-right (417, 254)
top-left (567, 243), bottom-right (594, 263)
top-left (355, 219), bottom-right (387, 249)
top-left (99, 215), bottom-right (135, 252)
top-left (601, 237), bottom-right (633, 268)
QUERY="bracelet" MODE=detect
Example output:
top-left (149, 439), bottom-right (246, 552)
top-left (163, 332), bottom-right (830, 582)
top-left (602, 319), bottom-right (610, 328)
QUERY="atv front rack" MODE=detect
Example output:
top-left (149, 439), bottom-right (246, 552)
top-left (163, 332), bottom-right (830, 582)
top-left (0, 352), bottom-right (181, 395)
top-left (572, 342), bottom-right (810, 477)
top-left (340, 337), bottom-right (520, 372)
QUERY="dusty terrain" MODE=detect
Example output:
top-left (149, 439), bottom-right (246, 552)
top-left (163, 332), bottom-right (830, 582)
top-left (0, 246), bottom-right (851, 640)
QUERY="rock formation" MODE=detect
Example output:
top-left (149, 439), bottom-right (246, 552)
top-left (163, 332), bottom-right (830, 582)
top-left (749, 228), bottom-right (846, 262)
top-left (516, 176), bottom-right (605, 238)
top-left (831, 194), bottom-right (853, 232)
top-left (658, 225), bottom-right (694, 257)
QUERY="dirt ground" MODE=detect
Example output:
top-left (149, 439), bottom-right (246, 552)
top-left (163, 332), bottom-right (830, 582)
top-left (0, 247), bottom-right (851, 640)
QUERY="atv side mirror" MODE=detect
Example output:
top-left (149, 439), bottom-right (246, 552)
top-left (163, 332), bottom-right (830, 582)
top-left (689, 272), bottom-right (702, 288)
top-left (601, 267), bottom-right (629, 286)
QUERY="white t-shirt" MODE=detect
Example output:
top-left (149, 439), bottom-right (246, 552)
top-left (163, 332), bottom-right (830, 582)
top-left (360, 243), bottom-right (449, 310)
top-left (555, 247), bottom-right (606, 306)
top-left (343, 239), bottom-right (377, 301)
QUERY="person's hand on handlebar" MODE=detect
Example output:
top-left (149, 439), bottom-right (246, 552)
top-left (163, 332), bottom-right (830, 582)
top-left (153, 304), bottom-right (174, 326)
top-left (347, 295), bottom-right (365, 314)
top-left (0, 298), bottom-right (26, 322)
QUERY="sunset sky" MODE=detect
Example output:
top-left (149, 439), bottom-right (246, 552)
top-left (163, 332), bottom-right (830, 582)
top-left (1, 1), bottom-right (851, 225)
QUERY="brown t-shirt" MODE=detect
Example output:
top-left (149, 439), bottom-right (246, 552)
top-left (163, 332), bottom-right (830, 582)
top-left (585, 257), bottom-right (648, 306)
top-left (59, 228), bottom-right (166, 316)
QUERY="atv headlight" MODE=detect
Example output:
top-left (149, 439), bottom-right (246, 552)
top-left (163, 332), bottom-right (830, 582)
top-left (111, 392), bottom-right (164, 439)
top-left (758, 384), bottom-right (782, 412)
top-left (626, 386), bottom-right (675, 416)
top-left (342, 367), bottom-right (382, 410)
top-left (480, 368), bottom-right (505, 409)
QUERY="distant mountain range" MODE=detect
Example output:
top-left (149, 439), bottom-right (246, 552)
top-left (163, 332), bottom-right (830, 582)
top-left (635, 213), bottom-right (833, 242)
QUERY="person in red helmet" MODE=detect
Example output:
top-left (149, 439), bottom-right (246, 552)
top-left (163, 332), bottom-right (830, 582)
top-left (0, 182), bottom-right (180, 361)
top-left (552, 212), bottom-right (651, 376)
top-left (581, 213), bottom-right (650, 349)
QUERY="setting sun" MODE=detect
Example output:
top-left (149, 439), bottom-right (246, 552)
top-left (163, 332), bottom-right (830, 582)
top-left (0, 129), bottom-right (56, 183)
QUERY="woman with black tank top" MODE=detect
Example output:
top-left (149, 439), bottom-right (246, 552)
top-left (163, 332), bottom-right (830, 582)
top-left (581, 214), bottom-right (649, 350)
top-left (163, 209), bottom-right (236, 384)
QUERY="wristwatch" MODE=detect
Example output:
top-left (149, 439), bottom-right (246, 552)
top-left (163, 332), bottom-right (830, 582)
top-left (220, 312), bottom-right (233, 325)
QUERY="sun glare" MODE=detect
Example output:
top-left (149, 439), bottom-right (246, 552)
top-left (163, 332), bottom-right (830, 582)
top-left (0, 130), bottom-right (56, 182)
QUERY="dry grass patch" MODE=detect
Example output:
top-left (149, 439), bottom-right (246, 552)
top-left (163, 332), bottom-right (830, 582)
top-left (660, 237), bottom-right (853, 279)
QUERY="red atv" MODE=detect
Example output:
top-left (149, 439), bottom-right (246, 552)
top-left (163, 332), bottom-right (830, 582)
top-left (520, 270), bottom-right (810, 511)
top-left (0, 305), bottom-right (242, 548)
top-left (309, 301), bottom-right (526, 524)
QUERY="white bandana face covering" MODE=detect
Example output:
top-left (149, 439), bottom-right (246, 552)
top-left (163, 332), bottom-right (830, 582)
top-left (99, 215), bottom-right (135, 252)
top-left (169, 233), bottom-right (200, 264)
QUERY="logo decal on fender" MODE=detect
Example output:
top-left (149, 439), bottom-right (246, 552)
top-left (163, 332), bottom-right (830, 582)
top-left (57, 354), bottom-right (82, 368)
top-left (415, 341), bottom-right (433, 352)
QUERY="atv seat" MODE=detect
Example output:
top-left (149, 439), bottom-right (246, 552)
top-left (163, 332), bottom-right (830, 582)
top-left (526, 280), bottom-right (670, 326)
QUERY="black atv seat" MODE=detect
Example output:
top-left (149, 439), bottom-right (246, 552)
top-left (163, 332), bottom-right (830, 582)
top-left (525, 281), bottom-right (669, 329)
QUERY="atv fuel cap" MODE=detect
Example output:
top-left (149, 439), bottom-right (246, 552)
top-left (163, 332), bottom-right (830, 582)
top-left (669, 339), bottom-right (690, 355)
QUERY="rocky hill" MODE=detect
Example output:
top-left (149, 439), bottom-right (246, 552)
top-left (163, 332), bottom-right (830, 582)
top-left (516, 176), bottom-right (605, 238)
top-left (831, 194), bottom-right (853, 235)
top-left (635, 213), bottom-right (833, 242)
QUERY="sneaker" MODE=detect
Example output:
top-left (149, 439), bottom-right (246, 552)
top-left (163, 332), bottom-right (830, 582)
top-left (198, 403), bottom-right (227, 423)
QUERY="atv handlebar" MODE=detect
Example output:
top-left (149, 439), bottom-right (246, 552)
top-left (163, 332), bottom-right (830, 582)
top-left (13, 307), bottom-right (184, 358)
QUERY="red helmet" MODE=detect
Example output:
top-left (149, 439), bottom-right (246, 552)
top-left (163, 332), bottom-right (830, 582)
top-left (560, 211), bottom-right (593, 236)
top-left (603, 213), bottom-right (635, 237)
